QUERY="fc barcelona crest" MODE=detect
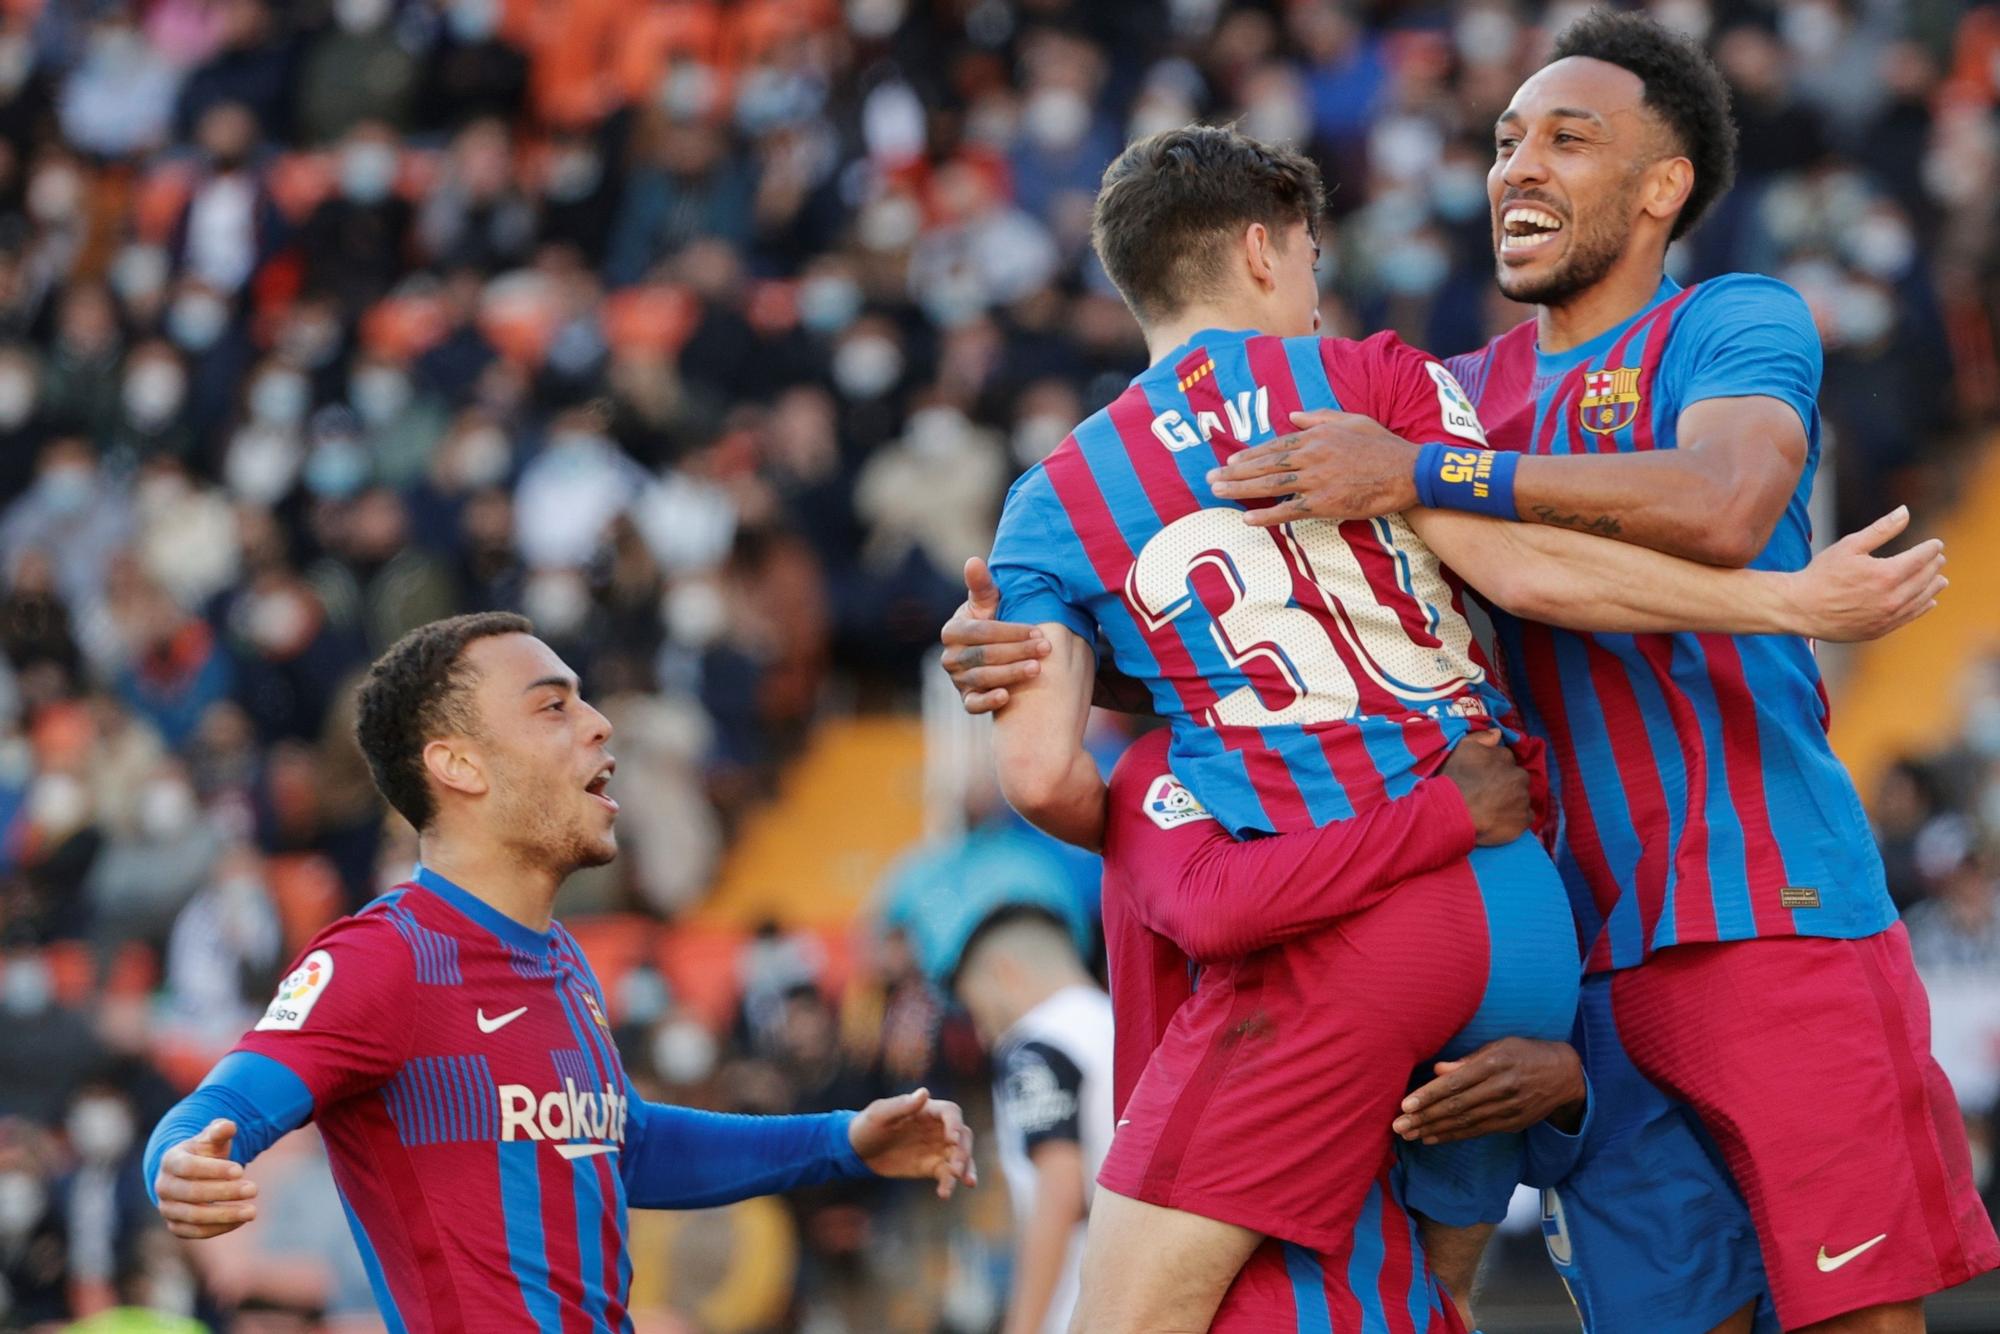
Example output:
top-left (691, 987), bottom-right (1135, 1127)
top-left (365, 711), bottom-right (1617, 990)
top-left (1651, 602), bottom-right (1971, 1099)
top-left (1579, 367), bottom-right (1642, 435)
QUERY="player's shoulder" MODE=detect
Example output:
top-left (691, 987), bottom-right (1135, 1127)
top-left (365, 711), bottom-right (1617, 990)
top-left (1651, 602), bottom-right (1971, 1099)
top-left (1310, 327), bottom-right (1436, 376)
top-left (250, 893), bottom-right (420, 1033)
top-left (1676, 272), bottom-right (1815, 331)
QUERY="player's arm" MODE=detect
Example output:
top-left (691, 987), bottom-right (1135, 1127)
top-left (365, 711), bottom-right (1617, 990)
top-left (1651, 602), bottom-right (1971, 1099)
top-left (996, 1041), bottom-right (1089, 1334)
top-left (619, 1085), bottom-right (975, 1210)
top-left (1408, 504), bottom-right (1944, 641)
top-left (1004, 1141), bottom-right (1088, 1334)
top-left (146, 918), bottom-right (416, 1239)
top-left (991, 622), bottom-right (1106, 852)
top-left (939, 558), bottom-right (1152, 716)
top-left (1211, 292), bottom-right (1821, 565)
top-left (1395, 1035), bottom-right (1596, 1188)
top-left (1103, 733), bottom-right (1525, 964)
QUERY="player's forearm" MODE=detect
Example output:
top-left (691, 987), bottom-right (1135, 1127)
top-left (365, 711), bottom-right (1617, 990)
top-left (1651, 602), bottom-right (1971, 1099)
top-left (994, 624), bottom-right (1106, 852)
top-left (1414, 510), bottom-right (1808, 636)
top-left (1002, 1155), bottom-right (1087, 1334)
top-left (999, 750), bottom-right (1107, 852)
top-left (143, 1052), bottom-right (314, 1204)
top-left (619, 1102), bottom-right (871, 1210)
top-left (1511, 450), bottom-right (1774, 566)
top-left (1157, 778), bottom-right (1476, 962)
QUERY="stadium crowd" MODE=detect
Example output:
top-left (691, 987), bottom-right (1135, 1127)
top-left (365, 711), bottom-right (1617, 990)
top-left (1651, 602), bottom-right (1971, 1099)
top-left (0, 0), bottom-right (1995, 1328)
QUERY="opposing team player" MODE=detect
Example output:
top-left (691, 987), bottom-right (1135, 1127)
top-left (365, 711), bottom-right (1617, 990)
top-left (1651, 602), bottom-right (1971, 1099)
top-left (973, 122), bottom-right (1945, 1331)
top-left (1194, 14), bottom-right (1999, 1332)
top-left (143, 613), bottom-right (975, 1332)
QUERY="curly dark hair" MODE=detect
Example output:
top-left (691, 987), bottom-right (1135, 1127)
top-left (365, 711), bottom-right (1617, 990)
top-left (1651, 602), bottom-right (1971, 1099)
top-left (353, 611), bottom-right (534, 831)
top-left (1091, 124), bottom-right (1326, 324)
top-left (1550, 9), bottom-right (1738, 240)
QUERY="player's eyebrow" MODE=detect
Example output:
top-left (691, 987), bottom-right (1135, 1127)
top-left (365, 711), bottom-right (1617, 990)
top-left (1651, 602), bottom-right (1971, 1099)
top-left (1497, 106), bottom-right (1607, 128)
top-left (523, 674), bottom-right (579, 696)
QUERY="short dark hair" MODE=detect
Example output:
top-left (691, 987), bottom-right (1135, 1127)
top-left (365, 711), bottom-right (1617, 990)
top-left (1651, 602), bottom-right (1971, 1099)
top-left (353, 611), bottom-right (534, 831)
top-left (1091, 124), bottom-right (1326, 324)
top-left (1550, 9), bottom-right (1738, 241)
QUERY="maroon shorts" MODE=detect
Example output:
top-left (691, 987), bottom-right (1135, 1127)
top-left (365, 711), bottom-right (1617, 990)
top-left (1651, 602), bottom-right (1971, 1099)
top-left (1097, 857), bottom-right (1493, 1255)
top-left (1610, 925), bottom-right (2000, 1329)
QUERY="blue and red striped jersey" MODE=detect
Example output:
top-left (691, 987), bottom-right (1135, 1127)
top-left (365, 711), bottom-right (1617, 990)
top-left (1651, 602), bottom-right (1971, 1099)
top-left (233, 870), bottom-right (636, 1332)
top-left (990, 328), bottom-right (1526, 838)
top-left (1445, 274), bottom-right (1895, 972)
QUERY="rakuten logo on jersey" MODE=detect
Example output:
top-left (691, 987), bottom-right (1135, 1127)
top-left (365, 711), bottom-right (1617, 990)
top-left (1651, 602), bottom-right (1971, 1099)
top-left (498, 1078), bottom-right (629, 1159)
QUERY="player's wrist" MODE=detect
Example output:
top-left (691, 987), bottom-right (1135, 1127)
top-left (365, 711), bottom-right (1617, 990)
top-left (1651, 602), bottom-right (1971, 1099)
top-left (1414, 442), bottom-right (1519, 520)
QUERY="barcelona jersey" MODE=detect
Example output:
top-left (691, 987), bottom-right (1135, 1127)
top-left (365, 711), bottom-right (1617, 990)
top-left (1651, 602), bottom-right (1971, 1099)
top-left (1445, 274), bottom-right (1896, 971)
top-left (990, 328), bottom-right (1523, 838)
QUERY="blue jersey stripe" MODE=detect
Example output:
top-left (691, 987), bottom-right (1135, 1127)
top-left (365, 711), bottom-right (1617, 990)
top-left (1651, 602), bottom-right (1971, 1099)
top-left (1359, 725), bottom-right (1421, 800)
top-left (1550, 633), bottom-right (1647, 962)
top-left (336, 1183), bottom-right (408, 1334)
top-left (1281, 332), bottom-right (1338, 412)
top-left (1673, 637), bottom-right (1758, 938)
top-left (1398, 1201), bottom-right (1432, 1333)
top-left (498, 1141), bottom-right (564, 1334)
top-left (1345, 1178), bottom-right (1391, 1334)
top-left (571, 1153), bottom-right (610, 1332)
top-left (1265, 724), bottom-right (1357, 825)
top-left (1282, 1242), bottom-right (1334, 1333)
top-left (1619, 653), bottom-right (1692, 949)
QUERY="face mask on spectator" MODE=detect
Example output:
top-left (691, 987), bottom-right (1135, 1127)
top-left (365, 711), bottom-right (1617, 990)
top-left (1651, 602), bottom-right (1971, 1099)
top-left (846, 0), bottom-right (906, 40)
top-left (1022, 87), bottom-right (1091, 152)
top-left (1832, 282), bottom-right (1893, 346)
top-left (452, 426), bottom-right (512, 488)
top-left (111, 244), bottom-right (170, 308)
top-left (1243, 90), bottom-right (1309, 148)
top-left (0, 1172), bottom-right (44, 1236)
top-left (0, 34), bottom-right (32, 94)
top-left (651, 1018), bottom-right (718, 1085)
top-left (1845, 213), bottom-right (1915, 279)
top-left (304, 438), bottom-right (370, 498)
top-left (1454, 7), bottom-right (1518, 65)
top-left (544, 147), bottom-right (602, 204)
top-left (340, 142), bottom-right (399, 205)
top-left (1652, 0), bottom-right (1712, 42)
top-left (0, 364), bottom-right (35, 429)
top-left (0, 955), bottom-right (52, 1016)
top-left (226, 427), bottom-right (304, 505)
top-left (1967, 695), bottom-right (2000, 758)
top-left (168, 292), bottom-right (230, 351)
top-left (334, 0), bottom-right (392, 33)
top-left (251, 371), bottom-right (310, 426)
top-left (27, 163), bottom-right (82, 225)
top-left (1431, 164), bottom-right (1488, 222)
top-left (832, 334), bottom-right (902, 399)
top-left (447, 0), bottom-right (500, 41)
top-left (66, 1097), bottom-right (134, 1165)
top-left (1377, 236), bottom-right (1449, 297)
top-left (124, 360), bottom-right (187, 428)
top-left (798, 275), bottom-right (862, 334)
top-left (1780, 0), bottom-right (1841, 61)
top-left (39, 464), bottom-right (95, 517)
top-left (243, 586), bottom-right (315, 656)
top-left (351, 366), bottom-right (411, 425)
top-left (523, 570), bottom-right (591, 638)
top-left (1011, 413), bottom-right (1071, 468)
top-left (665, 579), bottom-right (728, 649)
top-left (139, 778), bottom-right (197, 840)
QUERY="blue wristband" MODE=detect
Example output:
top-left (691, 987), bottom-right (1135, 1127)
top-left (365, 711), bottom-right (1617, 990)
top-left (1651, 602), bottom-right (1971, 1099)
top-left (1414, 442), bottom-right (1519, 520)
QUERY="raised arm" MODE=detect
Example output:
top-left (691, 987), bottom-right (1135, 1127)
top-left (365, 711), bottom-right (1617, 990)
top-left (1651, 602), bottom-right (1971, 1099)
top-left (1101, 731), bottom-right (1527, 964)
top-left (1409, 505), bottom-right (1943, 640)
top-left (992, 622), bottom-right (1107, 852)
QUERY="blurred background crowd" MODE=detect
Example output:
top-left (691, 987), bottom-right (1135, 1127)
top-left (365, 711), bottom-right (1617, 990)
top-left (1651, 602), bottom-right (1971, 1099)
top-left (0, 0), bottom-right (1995, 1329)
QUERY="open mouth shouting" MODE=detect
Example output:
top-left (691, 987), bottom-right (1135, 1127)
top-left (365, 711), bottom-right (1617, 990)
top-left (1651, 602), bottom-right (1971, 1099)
top-left (1499, 203), bottom-right (1566, 258)
top-left (584, 759), bottom-right (618, 816)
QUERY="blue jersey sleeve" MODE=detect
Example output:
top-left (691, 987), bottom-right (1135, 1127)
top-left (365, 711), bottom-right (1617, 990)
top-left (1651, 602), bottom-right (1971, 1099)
top-left (1666, 275), bottom-right (1822, 439)
top-left (988, 468), bottom-right (1096, 646)
top-left (618, 1077), bottom-right (871, 1209)
top-left (142, 1051), bottom-right (316, 1205)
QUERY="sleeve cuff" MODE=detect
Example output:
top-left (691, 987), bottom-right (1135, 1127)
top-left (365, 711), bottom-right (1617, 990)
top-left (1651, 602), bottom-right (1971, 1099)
top-left (826, 1110), bottom-right (871, 1178)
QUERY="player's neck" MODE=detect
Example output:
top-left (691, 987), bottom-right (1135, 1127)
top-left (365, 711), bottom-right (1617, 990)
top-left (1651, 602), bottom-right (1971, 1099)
top-left (416, 835), bottom-right (562, 936)
top-left (1143, 300), bottom-right (1270, 364)
top-left (1534, 255), bottom-right (1668, 354)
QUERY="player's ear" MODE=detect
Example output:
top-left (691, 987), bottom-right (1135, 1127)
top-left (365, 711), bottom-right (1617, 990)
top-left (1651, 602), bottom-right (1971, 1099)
top-left (1642, 155), bottom-right (1693, 227)
top-left (422, 737), bottom-right (490, 800)
top-left (1242, 220), bottom-right (1278, 294)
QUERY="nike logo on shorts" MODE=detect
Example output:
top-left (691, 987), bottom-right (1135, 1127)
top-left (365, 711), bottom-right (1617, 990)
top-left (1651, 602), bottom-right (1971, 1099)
top-left (1816, 1234), bottom-right (1887, 1272)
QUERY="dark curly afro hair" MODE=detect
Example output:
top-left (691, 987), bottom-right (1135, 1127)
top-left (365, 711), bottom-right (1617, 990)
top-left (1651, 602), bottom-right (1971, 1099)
top-left (353, 611), bottom-right (534, 831)
top-left (1551, 8), bottom-right (1739, 241)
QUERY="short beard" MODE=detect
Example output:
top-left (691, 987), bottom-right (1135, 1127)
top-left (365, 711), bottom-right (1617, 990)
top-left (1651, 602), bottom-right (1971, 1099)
top-left (491, 769), bottom-right (617, 879)
top-left (1494, 179), bottom-right (1638, 308)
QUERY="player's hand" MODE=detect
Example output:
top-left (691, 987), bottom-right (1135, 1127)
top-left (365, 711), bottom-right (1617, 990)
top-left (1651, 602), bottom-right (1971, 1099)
top-left (154, 1119), bottom-right (258, 1240)
top-left (1787, 506), bottom-right (1945, 642)
top-left (1439, 732), bottom-right (1531, 846)
top-left (940, 557), bottom-right (1049, 714)
top-left (849, 1088), bottom-right (977, 1200)
top-left (1394, 1038), bottom-right (1586, 1145)
top-left (1206, 410), bottom-right (1421, 525)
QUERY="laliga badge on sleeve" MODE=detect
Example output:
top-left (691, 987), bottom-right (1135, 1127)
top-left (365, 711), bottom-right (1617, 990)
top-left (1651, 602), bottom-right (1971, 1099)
top-left (1143, 773), bottom-right (1214, 831)
top-left (255, 949), bottom-right (335, 1031)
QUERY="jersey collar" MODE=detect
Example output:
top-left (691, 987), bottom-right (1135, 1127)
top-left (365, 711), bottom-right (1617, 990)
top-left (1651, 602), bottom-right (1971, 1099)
top-left (1534, 276), bottom-right (1680, 376)
top-left (1133, 327), bottom-right (1258, 386)
top-left (412, 864), bottom-right (555, 956)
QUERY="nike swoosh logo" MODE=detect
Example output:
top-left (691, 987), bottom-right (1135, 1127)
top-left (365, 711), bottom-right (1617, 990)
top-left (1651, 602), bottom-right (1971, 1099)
top-left (555, 1143), bottom-right (618, 1159)
top-left (1817, 1234), bottom-right (1888, 1272)
top-left (476, 1006), bottom-right (528, 1034)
